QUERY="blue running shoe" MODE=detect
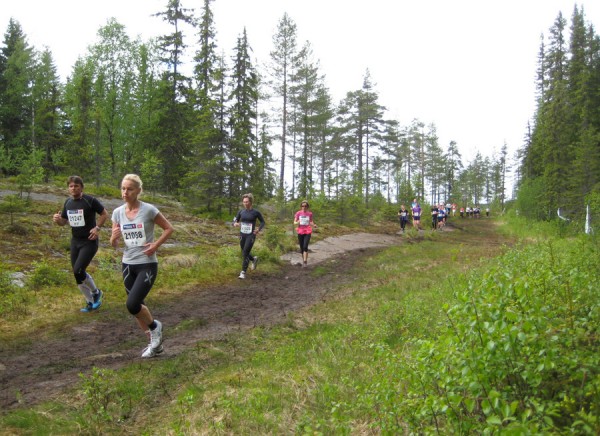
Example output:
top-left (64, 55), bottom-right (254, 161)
top-left (92, 290), bottom-right (103, 310)
top-left (80, 302), bottom-right (93, 313)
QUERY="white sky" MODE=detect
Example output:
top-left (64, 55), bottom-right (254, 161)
top-left (2, 0), bottom-right (599, 177)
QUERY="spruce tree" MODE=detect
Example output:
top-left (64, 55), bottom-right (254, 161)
top-left (229, 28), bottom-right (259, 205)
top-left (185, 0), bottom-right (227, 212)
top-left (270, 13), bottom-right (298, 196)
top-left (30, 48), bottom-right (62, 181)
top-left (153, 0), bottom-right (196, 192)
top-left (0, 19), bottom-right (34, 175)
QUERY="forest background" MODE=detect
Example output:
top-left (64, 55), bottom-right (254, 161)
top-left (0, 0), bottom-right (599, 222)
top-left (1, 1), bottom-right (600, 433)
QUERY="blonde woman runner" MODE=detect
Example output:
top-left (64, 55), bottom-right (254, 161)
top-left (110, 174), bottom-right (174, 358)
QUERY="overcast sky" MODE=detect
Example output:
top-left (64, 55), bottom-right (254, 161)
top-left (2, 0), bottom-right (599, 181)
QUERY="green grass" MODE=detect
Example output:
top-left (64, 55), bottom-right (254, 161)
top-left (0, 218), bottom-right (515, 434)
top-left (2, 214), bottom-right (598, 434)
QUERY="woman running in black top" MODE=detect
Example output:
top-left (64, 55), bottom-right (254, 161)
top-left (233, 193), bottom-right (265, 279)
top-left (398, 204), bottom-right (409, 232)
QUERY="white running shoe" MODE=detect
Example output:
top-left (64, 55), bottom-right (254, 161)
top-left (149, 320), bottom-right (163, 349)
top-left (141, 343), bottom-right (164, 358)
top-left (238, 271), bottom-right (246, 279)
top-left (250, 256), bottom-right (259, 270)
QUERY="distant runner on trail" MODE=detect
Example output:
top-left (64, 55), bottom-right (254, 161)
top-left (431, 204), bottom-right (438, 230)
top-left (294, 200), bottom-right (316, 267)
top-left (110, 174), bottom-right (174, 358)
top-left (412, 201), bottom-right (422, 230)
top-left (398, 204), bottom-right (409, 233)
top-left (233, 193), bottom-right (265, 279)
top-left (52, 175), bottom-right (107, 313)
top-left (437, 203), bottom-right (446, 230)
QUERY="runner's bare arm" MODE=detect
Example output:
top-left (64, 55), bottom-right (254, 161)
top-left (52, 210), bottom-right (67, 226)
top-left (142, 212), bottom-right (174, 256)
top-left (110, 222), bottom-right (122, 248)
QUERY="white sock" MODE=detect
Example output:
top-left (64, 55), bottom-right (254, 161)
top-left (84, 273), bottom-right (98, 294)
top-left (78, 283), bottom-right (94, 303)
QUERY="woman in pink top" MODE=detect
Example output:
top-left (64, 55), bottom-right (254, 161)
top-left (294, 200), bottom-right (316, 267)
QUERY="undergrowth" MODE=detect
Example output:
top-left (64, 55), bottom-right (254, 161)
top-left (1, 202), bottom-right (598, 434)
top-left (365, 234), bottom-right (600, 434)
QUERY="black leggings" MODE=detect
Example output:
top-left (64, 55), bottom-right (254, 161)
top-left (239, 234), bottom-right (256, 272)
top-left (122, 263), bottom-right (158, 315)
top-left (298, 233), bottom-right (311, 253)
top-left (70, 238), bottom-right (98, 284)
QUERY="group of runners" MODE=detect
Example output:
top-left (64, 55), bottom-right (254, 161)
top-left (459, 206), bottom-right (490, 218)
top-left (53, 175), bottom-right (316, 359)
top-left (398, 199), bottom-right (491, 232)
top-left (53, 175), bottom-right (174, 358)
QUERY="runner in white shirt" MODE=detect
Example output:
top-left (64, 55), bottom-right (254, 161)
top-left (110, 174), bottom-right (174, 358)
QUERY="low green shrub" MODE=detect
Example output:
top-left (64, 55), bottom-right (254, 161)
top-left (367, 235), bottom-right (600, 434)
top-left (28, 260), bottom-right (68, 289)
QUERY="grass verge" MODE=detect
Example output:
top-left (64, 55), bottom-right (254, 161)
top-left (1, 218), bottom-right (519, 434)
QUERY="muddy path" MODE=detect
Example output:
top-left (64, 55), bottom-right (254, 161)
top-left (0, 232), bottom-right (403, 411)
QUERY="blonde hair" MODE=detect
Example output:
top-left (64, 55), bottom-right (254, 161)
top-left (122, 174), bottom-right (143, 193)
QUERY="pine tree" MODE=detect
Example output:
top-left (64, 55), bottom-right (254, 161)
top-left (289, 41), bottom-right (326, 200)
top-left (0, 19), bottom-right (34, 175)
top-left (444, 140), bottom-right (463, 203)
top-left (425, 124), bottom-right (444, 204)
top-left (270, 13), bottom-right (298, 196)
top-left (62, 58), bottom-right (96, 175)
top-left (153, 0), bottom-right (196, 192)
top-left (229, 28), bottom-right (259, 205)
top-left (337, 70), bottom-right (385, 205)
top-left (568, 6), bottom-right (600, 207)
top-left (184, 0), bottom-right (228, 212)
top-left (521, 8), bottom-right (600, 216)
top-left (30, 48), bottom-right (62, 181)
top-left (312, 84), bottom-right (335, 197)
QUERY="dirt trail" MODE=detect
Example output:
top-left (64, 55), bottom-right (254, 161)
top-left (0, 232), bottom-right (402, 411)
top-left (281, 232), bottom-right (401, 265)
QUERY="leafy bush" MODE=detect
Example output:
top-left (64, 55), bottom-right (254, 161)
top-left (263, 224), bottom-right (288, 255)
top-left (0, 194), bottom-right (26, 226)
top-left (0, 267), bottom-right (15, 297)
top-left (28, 261), bottom-right (68, 290)
top-left (0, 266), bottom-right (30, 318)
top-left (89, 184), bottom-right (120, 198)
top-left (515, 178), bottom-right (547, 220)
top-left (369, 236), bottom-right (600, 434)
top-left (79, 367), bottom-right (135, 427)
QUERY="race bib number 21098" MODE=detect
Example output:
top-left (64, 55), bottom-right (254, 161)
top-left (122, 223), bottom-right (147, 247)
